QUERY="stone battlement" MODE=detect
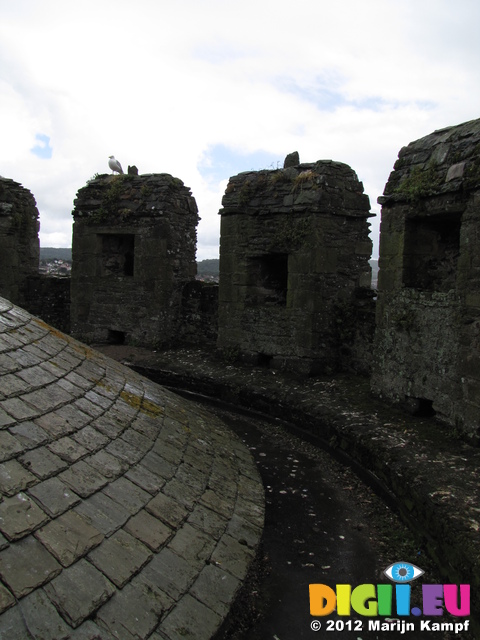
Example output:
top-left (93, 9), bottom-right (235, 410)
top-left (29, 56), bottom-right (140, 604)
top-left (70, 173), bottom-right (199, 346)
top-left (1, 118), bottom-right (480, 441)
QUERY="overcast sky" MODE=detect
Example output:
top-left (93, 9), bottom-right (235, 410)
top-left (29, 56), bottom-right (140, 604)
top-left (1, 0), bottom-right (479, 259)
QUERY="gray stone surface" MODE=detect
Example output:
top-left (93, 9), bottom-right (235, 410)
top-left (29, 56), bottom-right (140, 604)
top-left (0, 536), bottom-right (62, 598)
top-left (159, 593), bottom-right (222, 640)
top-left (88, 529), bottom-right (152, 588)
top-left (124, 509), bottom-right (172, 551)
top-left (44, 559), bottom-right (116, 627)
top-left (218, 159), bottom-right (374, 375)
top-left (74, 491), bottom-right (131, 536)
top-left (36, 510), bottom-right (104, 567)
top-left (0, 582), bottom-right (15, 613)
top-left (373, 118), bottom-right (480, 443)
top-left (190, 564), bottom-right (241, 617)
top-left (0, 297), bottom-right (264, 638)
top-left (18, 589), bottom-right (71, 640)
top-left (0, 459), bottom-right (36, 496)
top-left (70, 174), bottom-right (199, 347)
top-left (28, 477), bottom-right (81, 517)
top-left (0, 492), bottom-right (48, 540)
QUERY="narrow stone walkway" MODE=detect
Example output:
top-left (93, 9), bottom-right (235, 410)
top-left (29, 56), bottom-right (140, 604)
top-left (96, 344), bottom-right (480, 628)
top-left (0, 297), bottom-right (264, 640)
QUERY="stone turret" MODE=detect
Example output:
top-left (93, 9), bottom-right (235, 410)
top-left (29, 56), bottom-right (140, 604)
top-left (217, 159), bottom-right (374, 374)
top-left (70, 173), bottom-right (198, 346)
top-left (372, 118), bottom-right (480, 442)
top-left (0, 177), bottom-right (40, 306)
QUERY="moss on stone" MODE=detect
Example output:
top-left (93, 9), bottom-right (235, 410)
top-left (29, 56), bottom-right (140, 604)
top-left (393, 162), bottom-right (442, 201)
top-left (120, 389), bottom-right (165, 418)
top-left (270, 217), bottom-right (312, 251)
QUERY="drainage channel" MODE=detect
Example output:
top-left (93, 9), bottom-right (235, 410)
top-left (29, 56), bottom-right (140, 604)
top-left (167, 393), bottom-right (470, 640)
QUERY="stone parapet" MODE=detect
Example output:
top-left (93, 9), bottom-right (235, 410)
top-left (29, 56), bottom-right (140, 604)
top-left (0, 178), bottom-right (40, 307)
top-left (71, 174), bottom-right (199, 347)
top-left (373, 118), bottom-right (480, 442)
top-left (218, 159), bottom-right (374, 375)
top-left (220, 160), bottom-right (372, 217)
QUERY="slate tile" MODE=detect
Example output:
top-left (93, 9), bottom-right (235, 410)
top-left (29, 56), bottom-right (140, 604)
top-left (9, 421), bottom-right (49, 450)
top-left (74, 492), bottom-right (130, 537)
top-left (48, 436), bottom-right (89, 463)
top-left (146, 492), bottom-right (188, 528)
top-left (167, 523), bottom-right (215, 569)
top-left (20, 447), bottom-right (68, 480)
top-left (0, 459), bottom-right (37, 496)
top-left (88, 530), bottom-right (152, 588)
top-left (28, 477), bottom-right (81, 517)
top-left (124, 510), bottom-right (172, 551)
top-left (0, 536), bottom-right (61, 597)
top-left (59, 460), bottom-right (109, 498)
top-left (95, 580), bottom-right (171, 640)
top-left (135, 548), bottom-right (197, 601)
top-left (0, 397), bottom-right (39, 421)
top-left (210, 534), bottom-right (255, 580)
top-left (36, 510), bottom-right (103, 567)
top-left (18, 588), bottom-right (71, 639)
top-left (0, 582), bottom-right (15, 615)
top-left (0, 492), bottom-right (49, 540)
top-left (125, 464), bottom-right (166, 494)
top-left (44, 559), bottom-right (115, 628)
top-left (0, 430), bottom-right (24, 461)
top-left (102, 477), bottom-right (150, 515)
top-left (73, 425), bottom-right (109, 452)
top-left (159, 593), bottom-right (221, 640)
top-left (86, 449), bottom-right (128, 480)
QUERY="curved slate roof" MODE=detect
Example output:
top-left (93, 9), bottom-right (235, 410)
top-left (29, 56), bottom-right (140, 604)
top-left (0, 297), bottom-right (264, 639)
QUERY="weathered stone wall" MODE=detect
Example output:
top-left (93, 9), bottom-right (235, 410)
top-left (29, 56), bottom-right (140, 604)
top-left (0, 178), bottom-right (40, 306)
top-left (217, 159), bottom-right (374, 374)
top-left (372, 118), bottom-right (480, 442)
top-left (179, 280), bottom-right (218, 346)
top-left (70, 173), bottom-right (198, 346)
top-left (24, 275), bottom-right (71, 334)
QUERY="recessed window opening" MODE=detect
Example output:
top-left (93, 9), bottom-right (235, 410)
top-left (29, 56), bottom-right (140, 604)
top-left (403, 214), bottom-right (460, 291)
top-left (247, 253), bottom-right (288, 306)
top-left (100, 234), bottom-right (135, 277)
top-left (108, 329), bottom-right (126, 345)
top-left (414, 397), bottom-right (436, 418)
top-left (257, 353), bottom-right (273, 368)
top-left (406, 396), bottom-right (436, 418)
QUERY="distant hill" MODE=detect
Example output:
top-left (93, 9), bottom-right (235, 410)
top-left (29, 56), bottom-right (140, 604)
top-left (40, 247), bottom-right (72, 261)
top-left (39, 252), bottom-right (378, 285)
top-left (197, 259), bottom-right (219, 276)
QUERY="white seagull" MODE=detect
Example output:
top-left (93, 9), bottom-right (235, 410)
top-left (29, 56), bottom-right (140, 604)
top-left (108, 156), bottom-right (124, 174)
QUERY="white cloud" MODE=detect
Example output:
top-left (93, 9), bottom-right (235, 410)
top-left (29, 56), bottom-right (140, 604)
top-left (1, 0), bottom-right (479, 259)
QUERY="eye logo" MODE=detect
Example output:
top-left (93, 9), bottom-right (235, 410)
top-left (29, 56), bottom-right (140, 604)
top-left (384, 562), bottom-right (424, 583)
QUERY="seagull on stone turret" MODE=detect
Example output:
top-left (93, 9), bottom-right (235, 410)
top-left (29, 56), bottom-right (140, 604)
top-left (108, 156), bottom-right (124, 174)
